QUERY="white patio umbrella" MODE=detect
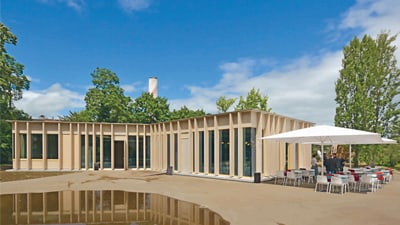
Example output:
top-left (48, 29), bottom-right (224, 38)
top-left (262, 125), bottom-right (392, 174)
top-left (346, 137), bottom-right (397, 168)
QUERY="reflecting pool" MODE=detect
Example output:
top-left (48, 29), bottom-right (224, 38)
top-left (0, 190), bottom-right (230, 225)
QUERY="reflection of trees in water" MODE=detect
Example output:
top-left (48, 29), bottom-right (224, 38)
top-left (0, 190), bottom-right (230, 225)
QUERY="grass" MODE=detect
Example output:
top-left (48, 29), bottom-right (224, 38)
top-left (0, 164), bottom-right (12, 171)
top-left (0, 171), bottom-right (76, 182)
top-left (394, 163), bottom-right (400, 171)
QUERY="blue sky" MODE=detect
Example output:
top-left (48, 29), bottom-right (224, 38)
top-left (2, 0), bottom-right (400, 125)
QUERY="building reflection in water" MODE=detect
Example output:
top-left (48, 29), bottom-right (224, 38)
top-left (0, 190), bottom-right (230, 225)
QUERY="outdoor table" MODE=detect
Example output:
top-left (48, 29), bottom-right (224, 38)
top-left (351, 173), bottom-right (360, 182)
top-left (334, 174), bottom-right (349, 182)
top-left (326, 173), bottom-right (334, 182)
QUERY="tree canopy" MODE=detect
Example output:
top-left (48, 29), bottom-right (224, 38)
top-left (83, 68), bottom-right (135, 123)
top-left (216, 96), bottom-right (236, 113)
top-left (335, 32), bottom-right (399, 136)
top-left (131, 92), bottom-right (171, 123)
top-left (170, 106), bottom-right (206, 120)
top-left (234, 87), bottom-right (271, 111)
top-left (0, 23), bottom-right (31, 164)
top-left (335, 32), bottom-right (400, 167)
top-left (0, 22), bottom-right (30, 109)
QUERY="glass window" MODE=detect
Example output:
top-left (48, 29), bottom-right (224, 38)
top-left (209, 130), bottom-right (214, 174)
top-left (167, 134), bottom-right (171, 167)
top-left (88, 135), bottom-right (93, 168)
top-left (145, 135), bottom-right (151, 168)
top-left (31, 134), bottom-right (43, 159)
top-left (199, 131), bottom-right (204, 173)
top-left (12, 133), bottom-right (15, 159)
top-left (96, 135), bottom-right (100, 167)
top-left (46, 134), bottom-right (58, 159)
top-left (128, 136), bottom-right (137, 168)
top-left (20, 134), bottom-right (27, 159)
top-left (192, 132), bottom-right (195, 172)
top-left (80, 135), bottom-right (85, 168)
top-left (234, 128), bottom-right (238, 176)
top-left (285, 143), bottom-right (289, 171)
top-left (219, 129), bottom-right (230, 175)
top-left (139, 136), bottom-right (144, 168)
top-left (243, 128), bottom-right (255, 177)
top-left (174, 133), bottom-right (178, 171)
top-left (295, 143), bottom-right (299, 169)
top-left (103, 135), bottom-right (111, 168)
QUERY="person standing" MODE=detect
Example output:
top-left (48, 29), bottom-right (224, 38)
top-left (332, 153), bottom-right (339, 173)
top-left (326, 154), bottom-right (336, 174)
top-left (338, 154), bottom-right (345, 172)
top-left (323, 153), bottom-right (328, 174)
top-left (311, 154), bottom-right (318, 176)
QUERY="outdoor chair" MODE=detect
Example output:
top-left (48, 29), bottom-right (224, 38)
top-left (347, 174), bottom-right (358, 191)
top-left (315, 175), bottom-right (329, 193)
top-left (274, 170), bottom-right (286, 184)
top-left (358, 175), bottom-right (377, 192)
top-left (329, 176), bottom-right (347, 195)
top-left (285, 171), bottom-right (301, 186)
top-left (383, 170), bottom-right (392, 183)
top-left (301, 170), bottom-right (314, 183)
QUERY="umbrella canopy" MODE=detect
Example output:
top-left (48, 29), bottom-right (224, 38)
top-left (381, 137), bottom-right (397, 144)
top-left (262, 125), bottom-right (383, 144)
top-left (262, 125), bottom-right (396, 173)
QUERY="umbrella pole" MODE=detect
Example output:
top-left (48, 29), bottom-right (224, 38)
top-left (349, 144), bottom-right (352, 169)
top-left (321, 144), bottom-right (324, 175)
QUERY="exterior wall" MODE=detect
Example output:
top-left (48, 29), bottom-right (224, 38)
top-left (11, 110), bottom-right (314, 181)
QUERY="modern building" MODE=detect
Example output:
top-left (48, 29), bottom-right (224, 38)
top-left (9, 110), bottom-right (314, 182)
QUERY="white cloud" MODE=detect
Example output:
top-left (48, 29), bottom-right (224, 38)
top-left (340, 0), bottom-right (400, 35)
top-left (64, 0), bottom-right (85, 12)
top-left (118, 0), bottom-right (151, 12)
top-left (340, 0), bottom-right (400, 64)
top-left (14, 83), bottom-right (85, 118)
top-left (36, 0), bottom-right (85, 12)
top-left (121, 83), bottom-right (137, 93)
top-left (171, 0), bottom-right (400, 125)
top-left (170, 52), bottom-right (342, 125)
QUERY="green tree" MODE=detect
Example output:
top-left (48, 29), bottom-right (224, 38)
top-left (335, 32), bottom-right (400, 167)
top-left (84, 68), bottom-right (134, 122)
top-left (0, 23), bottom-right (31, 164)
top-left (131, 92), bottom-right (170, 123)
top-left (216, 96), bottom-right (236, 113)
top-left (170, 106), bottom-right (206, 120)
top-left (63, 110), bottom-right (91, 122)
top-left (0, 22), bottom-right (30, 108)
top-left (234, 88), bottom-right (271, 111)
top-left (0, 104), bottom-right (31, 163)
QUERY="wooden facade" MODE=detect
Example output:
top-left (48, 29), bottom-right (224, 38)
top-left (10, 110), bottom-right (314, 181)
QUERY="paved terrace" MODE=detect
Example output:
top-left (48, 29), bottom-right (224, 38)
top-left (1, 170), bottom-right (399, 225)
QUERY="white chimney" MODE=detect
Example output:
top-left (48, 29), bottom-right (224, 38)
top-left (148, 77), bottom-right (158, 97)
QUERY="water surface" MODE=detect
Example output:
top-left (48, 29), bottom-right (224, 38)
top-left (0, 190), bottom-right (230, 225)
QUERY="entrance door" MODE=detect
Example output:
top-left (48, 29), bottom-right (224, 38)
top-left (114, 141), bottom-right (124, 169)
